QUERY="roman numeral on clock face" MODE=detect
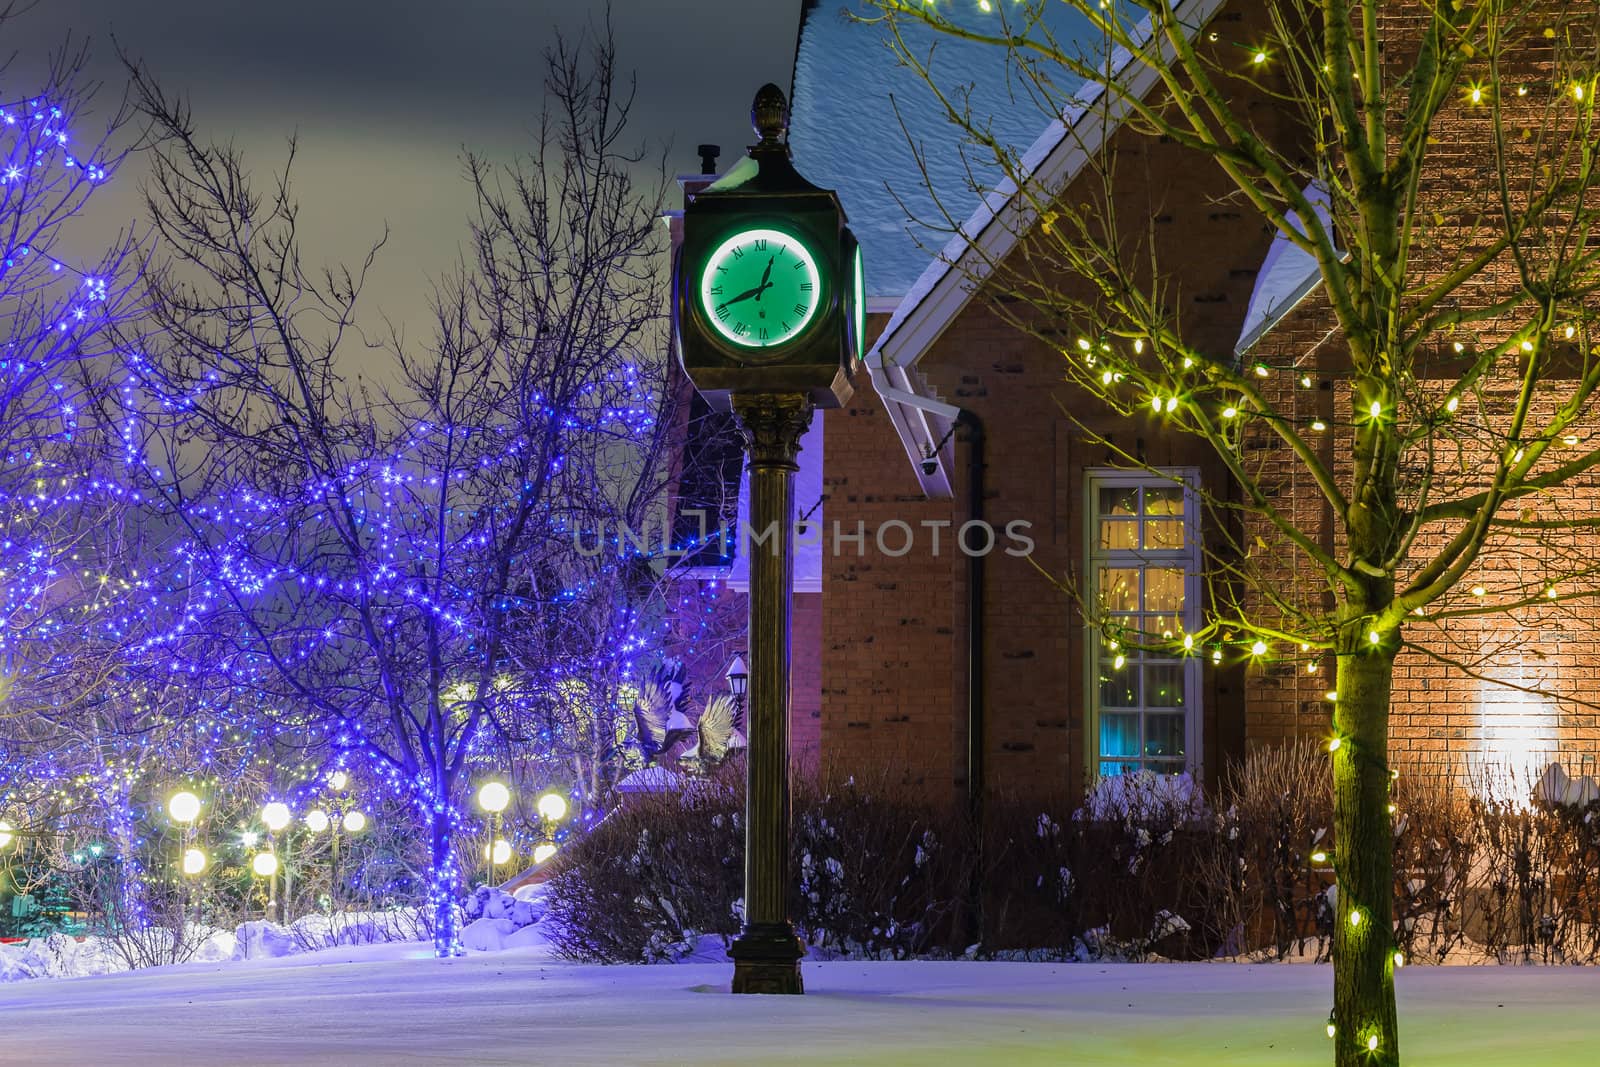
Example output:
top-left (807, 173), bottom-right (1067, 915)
top-left (799, 281), bottom-right (813, 291)
top-left (793, 303), bottom-right (807, 316)
top-left (716, 305), bottom-right (730, 320)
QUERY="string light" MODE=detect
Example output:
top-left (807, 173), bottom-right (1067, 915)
top-left (1250, 639), bottom-right (1267, 655)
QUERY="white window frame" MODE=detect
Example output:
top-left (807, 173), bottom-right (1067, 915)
top-left (1083, 468), bottom-right (1203, 779)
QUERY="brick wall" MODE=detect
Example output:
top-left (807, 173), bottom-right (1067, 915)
top-left (805, 0), bottom-right (1600, 810)
top-left (1235, 5), bottom-right (1600, 788)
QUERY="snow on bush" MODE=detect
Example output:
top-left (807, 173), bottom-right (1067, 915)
top-left (458, 884), bottom-right (555, 952)
top-left (1, 908), bottom-right (434, 983)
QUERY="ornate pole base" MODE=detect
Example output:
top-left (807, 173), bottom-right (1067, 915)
top-left (729, 922), bottom-right (805, 995)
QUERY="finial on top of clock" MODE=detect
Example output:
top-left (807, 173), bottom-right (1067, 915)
top-left (752, 83), bottom-right (789, 147)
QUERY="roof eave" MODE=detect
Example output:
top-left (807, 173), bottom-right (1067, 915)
top-left (865, 0), bottom-right (1229, 493)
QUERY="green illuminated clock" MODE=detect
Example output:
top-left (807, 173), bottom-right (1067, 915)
top-left (699, 227), bottom-right (822, 353)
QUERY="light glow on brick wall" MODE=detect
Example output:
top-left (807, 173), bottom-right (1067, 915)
top-left (1471, 678), bottom-right (1558, 807)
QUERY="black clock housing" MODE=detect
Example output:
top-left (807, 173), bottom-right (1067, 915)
top-left (673, 84), bottom-right (861, 410)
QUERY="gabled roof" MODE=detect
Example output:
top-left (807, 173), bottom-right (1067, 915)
top-left (1234, 184), bottom-right (1330, 356)
top-left (790, 1), bottom-right (1096, 301)
top-left (795, 0), bottom-right (1230, 497)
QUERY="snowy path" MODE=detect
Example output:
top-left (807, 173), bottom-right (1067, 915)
top-left (2, 947), bottom-right (1597, 1065)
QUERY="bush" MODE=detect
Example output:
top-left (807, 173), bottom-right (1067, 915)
top-left (544, 772), bottom-right (970, 962)
top-left (544, 749), bottom-right (1600, 965)
top-left (544, 777), bottom-right (743, 962)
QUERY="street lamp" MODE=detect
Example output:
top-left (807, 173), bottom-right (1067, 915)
top-left (261, 802), bottom-right (291, 832)
top-left (329, 770), bottom-right (349, 792)
top-left (305, 809), bottom-right (329, 833)
top-left (182, 847), bottom-right (207, 876)
top-left (261, 802), bottom-right (293, 923)
top-left (167, 791), bottom-right (201, 825)
top-left (0, 820), bottom-right (13, 851)
top-left (532, 842), bottom-right (557, 865)
top-left (167, 790), bottom-right (203, 928)
top-left (477, 782), bottom-right (511, 886)
top-left (342, 810), bottom-right (367, 834)
top-left (725, 655), bottom-right (749, 732)
top-left (535, 792), bottom-right (568, 823)
top-left (252, 851), bottom-right (279, 878)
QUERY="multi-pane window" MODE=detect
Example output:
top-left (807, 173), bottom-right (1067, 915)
top-left (1087, 471), bottom-right (1201, 777)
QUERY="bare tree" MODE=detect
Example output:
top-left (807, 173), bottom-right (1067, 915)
top-left (122, 19), bottom-right (673, 956)
top-left (875, 1), bottom-right (1600, 1062)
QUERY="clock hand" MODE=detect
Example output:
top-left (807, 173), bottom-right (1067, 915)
top-left (716, 285), bottom-right (764, 311)
top-left (753, 258), bottom-right (774, 300)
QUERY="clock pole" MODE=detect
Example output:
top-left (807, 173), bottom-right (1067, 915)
top-left (728, 391), bottom-right (811, 995)
top-left (672, 81), bottom-right (861, 996)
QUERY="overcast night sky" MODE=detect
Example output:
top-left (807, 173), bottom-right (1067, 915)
top-left (6, 0), bottom-right (805, 339)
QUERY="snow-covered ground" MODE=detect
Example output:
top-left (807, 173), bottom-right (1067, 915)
top-left (2, 946), bottom-right (1597, 1065)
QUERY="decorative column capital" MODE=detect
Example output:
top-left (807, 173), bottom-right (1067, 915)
top-left (733, 392), bottom-right (814, 471)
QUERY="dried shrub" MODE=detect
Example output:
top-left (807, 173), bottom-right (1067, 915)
top-left (543, 778), bottom-right (744, 962)
top-left (1389, 765), bottom-right (1475, 964)
top-left (982, 774), bottom-right (1223, 961)
top-left (544, 747), bottom-right (1600, 967)
top-left (1459, 764), bottom-right (1600, 964)
top-left (791, 776), bottom-right (971, 959)
top-left (544, 770), bottom-right (971, 962)
top-left (1196, 741), bottom-right (1335, 961)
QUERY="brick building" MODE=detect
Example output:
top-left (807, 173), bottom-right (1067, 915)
top-left (675, 0), bottom-right (1600, 806)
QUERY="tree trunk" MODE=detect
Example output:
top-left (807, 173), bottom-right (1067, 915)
top-left (427, 806), bottom-right (463, 958)
top-left (1331, 641), bottom-right (1399, 1066)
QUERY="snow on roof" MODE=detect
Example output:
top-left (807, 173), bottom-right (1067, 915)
top-left (851, 0), bottom-right (1229, 497)
top-left (790, 1), bottom-right (1096, 299)
top-left (614, 764), bottom-right (686, 794)
top-left (705, 154), bottom-right (759, 192)
top-left (1233, 183), bottom-right (1332, 356)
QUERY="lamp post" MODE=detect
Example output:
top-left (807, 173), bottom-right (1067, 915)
top-left (251, 851), bottom-right (279, 920)
top-left (167, 790), bottom-right (201, 930)
top-left (725, 655), bottom-right (749, 733)
top-left (477, 781), bottom-right (511, 888)
top-left (534, 791), bottom-right (569, 865)
top-left (314, 771), bottom-right (358, 908)
top-left (261, 802), bottom-right (292, 923)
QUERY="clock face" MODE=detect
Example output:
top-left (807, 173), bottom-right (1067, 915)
top-left (698, 227), bottom-right (822, 351)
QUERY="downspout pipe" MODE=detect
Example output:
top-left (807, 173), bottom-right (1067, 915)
top-left (956, 409), bottom-right (985, 834)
